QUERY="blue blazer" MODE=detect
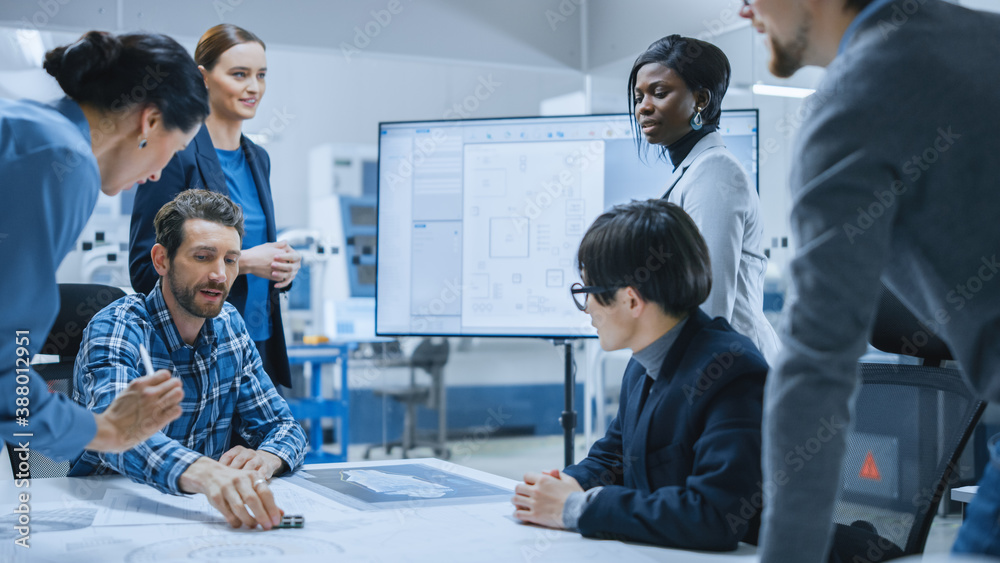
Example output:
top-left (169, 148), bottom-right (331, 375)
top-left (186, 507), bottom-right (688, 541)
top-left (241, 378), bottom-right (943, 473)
top-left (128, 126), bottom-right (291, 387)
top-left (564, 310), bottom-right (767, 550)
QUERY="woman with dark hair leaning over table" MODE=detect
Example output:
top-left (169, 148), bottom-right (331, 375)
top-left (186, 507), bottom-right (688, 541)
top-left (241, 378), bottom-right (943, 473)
top-left (629, 34), bottom-right (779, 365)
top-left (129, 24), bottom-right (299, 389)
top-left (0, 30), bottom-right (210, 460)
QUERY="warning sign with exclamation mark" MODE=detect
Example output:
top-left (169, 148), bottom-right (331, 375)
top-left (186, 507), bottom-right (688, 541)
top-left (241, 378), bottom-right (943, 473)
top-left (844, 433), bottom-right (898, 499)
top-left (860, 451), bottom-right (881, 481)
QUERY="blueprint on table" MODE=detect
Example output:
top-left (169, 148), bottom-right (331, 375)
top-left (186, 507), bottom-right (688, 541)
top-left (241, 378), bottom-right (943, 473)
top-left (288, 462), bottom-right (512, 510)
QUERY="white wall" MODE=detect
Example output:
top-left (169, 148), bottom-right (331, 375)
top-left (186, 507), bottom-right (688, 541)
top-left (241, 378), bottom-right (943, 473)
top-left (248, 48), bottom-right (583, 229)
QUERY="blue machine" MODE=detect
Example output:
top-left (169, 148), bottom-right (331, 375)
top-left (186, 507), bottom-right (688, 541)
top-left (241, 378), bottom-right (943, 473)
top-left (339, 195), bottom-right (377, 299)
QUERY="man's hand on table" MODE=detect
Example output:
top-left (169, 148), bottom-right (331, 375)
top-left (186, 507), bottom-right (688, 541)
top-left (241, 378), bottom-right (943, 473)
top-left (179, 456), bottom-right (285, 530)
top-left (512, 469), bottom-right (583, 529)
top-left (219, 445), bottom-right (286, 478)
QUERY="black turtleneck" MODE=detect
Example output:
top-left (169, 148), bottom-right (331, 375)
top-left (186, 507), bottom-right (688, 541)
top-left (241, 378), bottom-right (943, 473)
top-left (665, 123), bottom-right (718, 169)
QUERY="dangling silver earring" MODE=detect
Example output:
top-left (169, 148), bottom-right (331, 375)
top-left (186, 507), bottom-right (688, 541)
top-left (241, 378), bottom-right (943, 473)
top-left (690, 107), bottom-right (704, 131)
top-left (138, 137), bottom-right (148, 149)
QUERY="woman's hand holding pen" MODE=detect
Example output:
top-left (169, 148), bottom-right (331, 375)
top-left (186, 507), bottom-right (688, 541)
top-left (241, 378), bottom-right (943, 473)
top-left (86, 370), bottom-right (183, 453)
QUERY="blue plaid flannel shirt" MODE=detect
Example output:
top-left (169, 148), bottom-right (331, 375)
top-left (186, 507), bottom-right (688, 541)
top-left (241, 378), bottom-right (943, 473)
top-left (69, 281), bottom-right (306, 494)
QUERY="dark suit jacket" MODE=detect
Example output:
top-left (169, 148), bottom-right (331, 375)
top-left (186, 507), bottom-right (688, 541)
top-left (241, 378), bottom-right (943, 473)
top-left (564, 310), bottom-right (767, 550)
top-left (128, 126), bottom-right (291, 387)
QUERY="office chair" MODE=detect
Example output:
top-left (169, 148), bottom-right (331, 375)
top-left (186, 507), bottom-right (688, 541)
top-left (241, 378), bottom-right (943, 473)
top-left (829, 284), bottom-right (986, 562)
top-left (5, 284), bottom-right (126, 479)
top-left (365, 338), bottom-right (451, 460)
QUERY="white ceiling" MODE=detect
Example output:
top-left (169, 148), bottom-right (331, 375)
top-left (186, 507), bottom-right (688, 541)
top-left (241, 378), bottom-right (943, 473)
top-left (1, 0), bottom-right (993, 75)
top-left (0, 0), bottom-right (748, 71)
top-left (586, 0), bottom-right (749, 70)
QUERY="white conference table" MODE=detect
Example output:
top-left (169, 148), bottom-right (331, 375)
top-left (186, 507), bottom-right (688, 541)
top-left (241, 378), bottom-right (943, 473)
top-left (1, 458), bottom-right (758, 562)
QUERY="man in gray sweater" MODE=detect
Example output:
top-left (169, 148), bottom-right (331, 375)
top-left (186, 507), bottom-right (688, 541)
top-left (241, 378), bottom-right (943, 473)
top-left (740, 0), bottom-right (1000, 560)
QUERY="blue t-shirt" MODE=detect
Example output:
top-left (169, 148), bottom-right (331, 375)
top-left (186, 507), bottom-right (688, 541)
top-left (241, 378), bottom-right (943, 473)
top-left (215, 146), bottom-right (271, 341)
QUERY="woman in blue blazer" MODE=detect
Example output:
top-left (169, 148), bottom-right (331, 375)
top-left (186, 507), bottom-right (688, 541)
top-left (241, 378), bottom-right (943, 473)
top-left (513, 200), bottom-right (767, 550)
top-left (129, 25), bottom-right (298, 388)
top-left (1, 30), bottom-right (205, 459)
top-left (629, 35), bottom-right (779, 364)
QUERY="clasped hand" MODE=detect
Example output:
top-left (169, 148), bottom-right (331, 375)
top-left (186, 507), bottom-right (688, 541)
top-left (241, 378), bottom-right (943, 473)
top-left (239, 240), bottom-right (301, 289)
top-left (511, 469), bottom-right (583, 529)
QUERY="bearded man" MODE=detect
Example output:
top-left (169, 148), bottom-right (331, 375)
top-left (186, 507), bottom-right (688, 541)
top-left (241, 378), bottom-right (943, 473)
top-left (739, 0), bottom-right (1000, 559)
top-left (70, 189), bottom-right (305, 531)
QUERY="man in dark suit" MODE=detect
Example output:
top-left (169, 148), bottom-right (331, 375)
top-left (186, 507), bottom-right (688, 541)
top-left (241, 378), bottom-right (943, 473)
top-left (512, 199), bottom-right (769, 550)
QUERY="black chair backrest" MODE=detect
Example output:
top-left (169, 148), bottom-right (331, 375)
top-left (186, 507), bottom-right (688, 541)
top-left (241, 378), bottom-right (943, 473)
top-left (869, 284), bottom-right (952, 367)
top-left (410, 338), bottom-right (450, 407)
top-left (830, 283), bottom-right (985, 560)
top-left (831, 364), bottom-right (984, 558)
top-left (33, 283), bottom-right (126, 389)
top-left (40, 284), bottom-right (127, 361)
top-left (6, 283), bottom-right (126, 479)
top-left (410, 338), bottom-right (450, 374)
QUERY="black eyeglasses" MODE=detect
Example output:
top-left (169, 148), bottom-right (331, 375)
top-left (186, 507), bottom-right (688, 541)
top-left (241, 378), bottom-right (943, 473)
top-left (570, 282), bottom-right (618, 312)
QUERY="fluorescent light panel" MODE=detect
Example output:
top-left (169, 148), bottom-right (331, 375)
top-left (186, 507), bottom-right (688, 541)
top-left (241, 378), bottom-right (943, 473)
top-left (752, 84), bottom-right (816, 98)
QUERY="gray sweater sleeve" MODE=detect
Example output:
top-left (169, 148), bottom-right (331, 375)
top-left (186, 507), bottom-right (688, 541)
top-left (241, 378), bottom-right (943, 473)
top-left (562, 486), bottom-right (603, 531)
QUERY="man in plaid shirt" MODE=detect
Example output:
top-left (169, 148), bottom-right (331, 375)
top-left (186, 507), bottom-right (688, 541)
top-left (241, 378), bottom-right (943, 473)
top-left (70, 190), bottom-right (306, 530)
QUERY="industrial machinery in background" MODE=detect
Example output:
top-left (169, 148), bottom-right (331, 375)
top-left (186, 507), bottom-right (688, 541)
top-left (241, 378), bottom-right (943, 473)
top-left (56, 190), bottom-right (134, 288)
top-left (284, 143), bottom-right (379, 342)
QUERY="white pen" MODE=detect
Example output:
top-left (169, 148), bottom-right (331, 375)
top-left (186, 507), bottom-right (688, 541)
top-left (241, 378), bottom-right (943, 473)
top-left (138, 344), bottom-right (155, 376)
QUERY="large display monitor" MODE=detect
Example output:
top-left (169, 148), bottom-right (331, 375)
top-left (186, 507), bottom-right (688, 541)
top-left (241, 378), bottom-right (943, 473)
top-left (376, 111), bottom-right (758, 338)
